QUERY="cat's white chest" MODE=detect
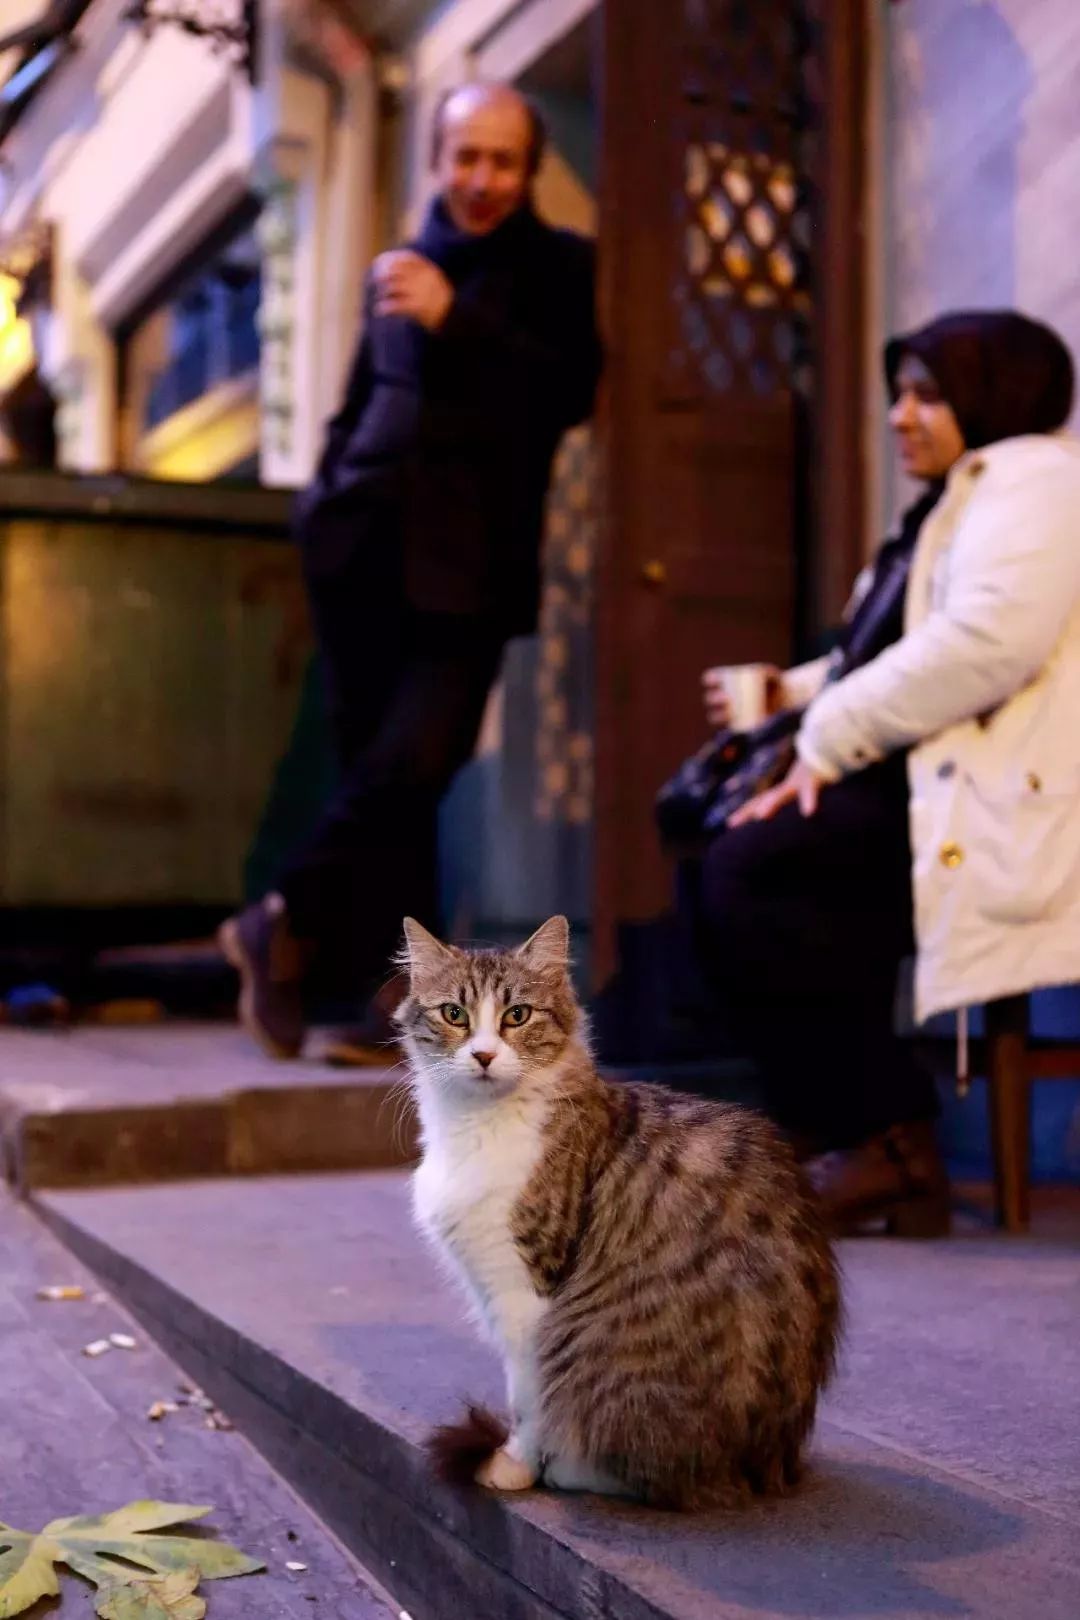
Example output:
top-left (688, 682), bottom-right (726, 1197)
top-left (412, 1098), bottom-right (548, 1346)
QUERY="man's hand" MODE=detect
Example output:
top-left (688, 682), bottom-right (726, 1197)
top-left (372, 250), bottom-right (454, 331)
top-left (727, 759), bottom-right (827, 828)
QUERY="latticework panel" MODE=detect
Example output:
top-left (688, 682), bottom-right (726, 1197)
top-left (535, 425), bottom-right (596, 827)
top-left (674, 0), bottom-right (822, 396)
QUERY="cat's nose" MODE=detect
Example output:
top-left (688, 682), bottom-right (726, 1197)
top-left (472, 1049), bottom-right (496, 1071)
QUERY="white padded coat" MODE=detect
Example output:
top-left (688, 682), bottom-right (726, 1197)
top-left (796, 434), bottom-right (1080, 1022)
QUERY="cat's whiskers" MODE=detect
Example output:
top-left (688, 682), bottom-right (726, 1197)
top-left (377, 1065), bottom-right (422, 1155)
top-left (543, 1086), bottom-right (593, 1168)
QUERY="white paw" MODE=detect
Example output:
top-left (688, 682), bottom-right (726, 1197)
top-left (475, 1446), bottom-right (537, 1491)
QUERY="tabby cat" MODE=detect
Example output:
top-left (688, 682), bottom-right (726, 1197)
top-left (395, 915), bottom-right (840, 1509)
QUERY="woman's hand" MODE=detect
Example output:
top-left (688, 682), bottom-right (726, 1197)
top-left (727, 760), bottom-right (827, 828)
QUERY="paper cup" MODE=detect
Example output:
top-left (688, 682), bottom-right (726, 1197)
top-left (717, 664), bottom-right (772, 731)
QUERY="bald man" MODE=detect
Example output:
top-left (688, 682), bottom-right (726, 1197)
top-left (221, 83), bottom-right (602, 1062)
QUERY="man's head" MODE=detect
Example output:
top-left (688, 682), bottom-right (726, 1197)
top-left (431, 82), bottom-right (546, 236)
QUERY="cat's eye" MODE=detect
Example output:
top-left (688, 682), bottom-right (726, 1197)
top-left (440, 1003), bottom-right (469, 1028)
top-left (503, 1004), bottom-right (532, 1028)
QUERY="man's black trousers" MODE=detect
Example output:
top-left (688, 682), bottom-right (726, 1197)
top-left (278, 546), bottom-right (505, 997)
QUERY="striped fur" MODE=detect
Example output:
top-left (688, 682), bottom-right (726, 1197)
top-left (396, 917), bottom-right (841, 1510)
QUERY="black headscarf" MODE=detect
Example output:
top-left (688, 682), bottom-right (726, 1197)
top-left (885, 310), bottom-right (1075, 450)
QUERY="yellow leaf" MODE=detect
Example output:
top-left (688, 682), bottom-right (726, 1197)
top-left (42, 1501), bottom-right (264, 1587)
top-left (96, 1567), bottom-right (207, 1620)
top-left (0, 1503), bottom-right (262, 1618)
top-left (0, 1525), bottom-right (61, 1618)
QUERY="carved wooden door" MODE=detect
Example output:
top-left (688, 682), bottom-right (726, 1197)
top-left (593, 0), bottom-right (862, 1050)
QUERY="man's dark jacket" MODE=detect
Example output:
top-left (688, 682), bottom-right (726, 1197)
top-left (294, 198), bottom-right (601, 637)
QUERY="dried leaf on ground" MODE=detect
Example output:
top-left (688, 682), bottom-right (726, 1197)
top-left (0, 1523), bottom-right (61, 1616)
top-left (96, 1567), bottom-right (206, 1620)
top-left (0, 1502), bottom-right (263, 1618)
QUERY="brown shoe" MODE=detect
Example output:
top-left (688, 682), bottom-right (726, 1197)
top-left (805, 1120), bottom-right (951, 1237)
top-left (322, 1035), bottom-right (402, 1068)
top-left (218, 894), bottom-right (309, 1059)
top-left (322, 972), bottom-right (408, 1068)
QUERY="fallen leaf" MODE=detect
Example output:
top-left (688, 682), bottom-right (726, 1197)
top-left (36, 1285), bottom-right (86, 1302)
top-left (96, 1568), bottom-right (206, 1620)
top-left (44, 1502), bottom-right (264, 1587)
top-left (0, 1524), bottom-right (61, 1616)
top-left (0, 1503), bottom-right (264, 1618)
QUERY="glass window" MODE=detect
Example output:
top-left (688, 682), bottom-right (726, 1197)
top-left (119, 210), bottom-right (262, 483)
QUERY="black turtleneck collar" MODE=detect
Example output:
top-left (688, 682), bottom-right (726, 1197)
top-left (413, 196), bottom-right (543, 279)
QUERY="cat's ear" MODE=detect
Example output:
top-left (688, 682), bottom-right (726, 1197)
top-left (399, 917), bottom-right (453, 980)
top-left (517, 915), bottom-right (570, 972)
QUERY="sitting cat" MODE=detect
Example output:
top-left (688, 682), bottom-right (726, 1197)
top-left (395, 914), bottom-right (840, 1509)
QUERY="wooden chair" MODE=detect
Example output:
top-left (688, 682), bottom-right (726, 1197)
top-left (981, 996), bottom-right (1080, 1233)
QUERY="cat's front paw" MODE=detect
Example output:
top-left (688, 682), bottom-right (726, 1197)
top-left (475, 1445), bottom-right (538, 1491)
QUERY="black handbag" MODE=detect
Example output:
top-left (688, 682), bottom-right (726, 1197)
top-left (655, 709), bottom-right (802, 853)
top-left (655, 489), bottom-right (940, 856)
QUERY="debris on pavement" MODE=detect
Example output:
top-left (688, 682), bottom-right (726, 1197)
top-left (109, 1332), bottom-right (138, 1350)
top-left (147, 1400), bottom-right (179, 1420)
top-left (2, 983), bottom-right (71, 1026)
top-left (36, 1284), bottom-right (86, 1301)
top-left (83, 997), bottom-right (166, 1025)
top-left (204, 1410), bottom-right (234, 1431)
top-left (83, 1338), bottom-right (112, 1357)
top-left (286, 1561), bottom-right (308, 1573)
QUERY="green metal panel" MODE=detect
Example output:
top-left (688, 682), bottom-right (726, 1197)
top-left (0, 502), bottom-right (309, 906)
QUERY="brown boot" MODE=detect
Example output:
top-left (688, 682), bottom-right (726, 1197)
top-left (322, 972), bottom-right (407, 1068)
top-left (805, 1120), bottom-right (951, 1237)
top-left (218, 893), bottom-right (309, 1059)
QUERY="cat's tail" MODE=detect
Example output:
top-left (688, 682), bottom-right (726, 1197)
top-left (425, 1402), bottom-right (509, 1485)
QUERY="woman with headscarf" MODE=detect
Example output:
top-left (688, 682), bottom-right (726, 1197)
top-left (697, 309), bottom-right (1080, 1234)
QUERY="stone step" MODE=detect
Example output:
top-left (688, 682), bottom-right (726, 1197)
top-left (0, 1183), bottom-right (396, 1619)
top-left (33, 1171), bottom-right (1080, 1620)
top-left (0, 1023), bottom-right (750, 1193)
top-left (0, 1023), bottom-right (416, 1190)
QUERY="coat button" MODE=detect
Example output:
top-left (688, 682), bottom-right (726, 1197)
top-left (937, 761), bottom-right (956, 780)
top-left (940, 842), bottom-right (964, 869)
